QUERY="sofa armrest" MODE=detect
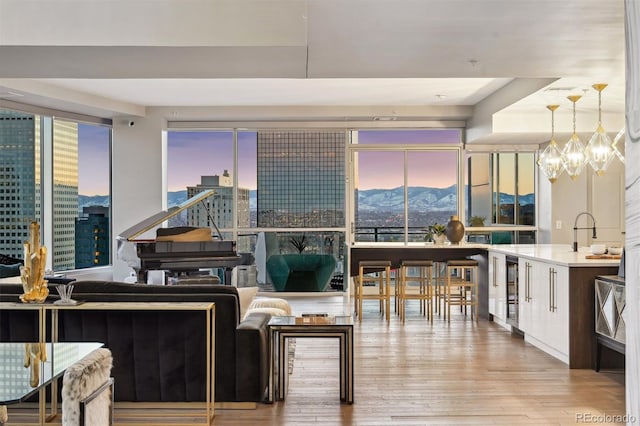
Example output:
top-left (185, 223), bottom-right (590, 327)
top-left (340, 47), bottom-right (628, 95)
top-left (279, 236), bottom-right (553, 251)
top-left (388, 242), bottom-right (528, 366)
top-left (235, 312), bottom-right (271, 402)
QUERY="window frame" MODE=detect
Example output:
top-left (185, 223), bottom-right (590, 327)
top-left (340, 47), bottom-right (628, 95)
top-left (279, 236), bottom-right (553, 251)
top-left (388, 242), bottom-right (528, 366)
top-left (0, 102), bottom-right (113, 273)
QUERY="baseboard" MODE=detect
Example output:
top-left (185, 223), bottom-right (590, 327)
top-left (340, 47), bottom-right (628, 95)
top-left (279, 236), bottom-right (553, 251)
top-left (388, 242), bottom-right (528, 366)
top-left (114, 401), bottom-right (257, 410)
top-left (215, 401), bottom-right (257, 410)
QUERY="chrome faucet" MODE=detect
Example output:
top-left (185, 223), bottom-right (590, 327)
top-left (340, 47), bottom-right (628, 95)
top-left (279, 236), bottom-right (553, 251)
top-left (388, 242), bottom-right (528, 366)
top-left (573, 211), bottom-right (597, 252)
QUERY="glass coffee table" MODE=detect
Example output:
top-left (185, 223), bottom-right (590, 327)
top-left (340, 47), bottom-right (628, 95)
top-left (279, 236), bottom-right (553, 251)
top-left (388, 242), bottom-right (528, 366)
top-left (267, 315), bottom-right (354, 404)
top-left (0, 342), bottom-right (103, 425)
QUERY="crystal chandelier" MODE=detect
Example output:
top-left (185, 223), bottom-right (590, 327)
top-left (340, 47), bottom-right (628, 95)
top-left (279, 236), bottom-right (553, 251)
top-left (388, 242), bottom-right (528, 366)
top-left (537, 105), bottom-right (564, 183)
top-left (584, 83), bottom-right (614, 176)
top-left (561, 95), bottom-right (587, 180)
top-left (612, 127), bottom-right (626, 164)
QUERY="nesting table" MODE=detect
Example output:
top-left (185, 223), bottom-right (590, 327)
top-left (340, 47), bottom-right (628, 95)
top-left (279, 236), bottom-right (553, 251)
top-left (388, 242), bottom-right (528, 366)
top-left (267, 315), bottom-right (354, 404)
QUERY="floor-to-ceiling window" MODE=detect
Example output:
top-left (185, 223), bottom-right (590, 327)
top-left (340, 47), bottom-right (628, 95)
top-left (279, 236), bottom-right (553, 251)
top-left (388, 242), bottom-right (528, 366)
top-left (466, 151), bottom-right (537, 243)
top-left (0, 107), bottom-right (112, 272)
top-left (166, 124), bottom-right (539, 290)
top-left (350, 129), bottom-right (461, 243)
top-left (167, 128), bottom-right (347, 290)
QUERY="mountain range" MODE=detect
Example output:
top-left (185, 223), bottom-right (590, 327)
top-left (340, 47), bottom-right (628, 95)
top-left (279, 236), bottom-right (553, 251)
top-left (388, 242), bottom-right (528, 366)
top-left (78, 186), bottom-right (534, 212)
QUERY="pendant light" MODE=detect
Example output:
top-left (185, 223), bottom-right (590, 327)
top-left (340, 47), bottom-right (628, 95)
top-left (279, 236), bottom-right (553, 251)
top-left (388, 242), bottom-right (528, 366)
top-left (537, 105), bottom-right (564, 183)
top-left (561, 95), bottom-right (587, 180)
top-left (584, 83), bottom-right (614, 176)
top-left (612, 127), bottom-right (626, 164)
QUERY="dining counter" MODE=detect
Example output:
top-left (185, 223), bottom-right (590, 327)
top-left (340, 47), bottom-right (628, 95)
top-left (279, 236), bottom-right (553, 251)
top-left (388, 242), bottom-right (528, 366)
top-left (348, 243), bottom-right (490, 276)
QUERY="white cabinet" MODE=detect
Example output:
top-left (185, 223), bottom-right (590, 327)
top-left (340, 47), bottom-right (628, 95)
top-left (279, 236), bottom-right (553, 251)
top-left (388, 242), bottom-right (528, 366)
top-left (542, 264), bottom-right (569, 357)
top-left (518, 258), bottom-right (569, 363)
top-left (518, 258), bottom-right (533, 335)
top-left (488, 250), bottom-right (507, 324)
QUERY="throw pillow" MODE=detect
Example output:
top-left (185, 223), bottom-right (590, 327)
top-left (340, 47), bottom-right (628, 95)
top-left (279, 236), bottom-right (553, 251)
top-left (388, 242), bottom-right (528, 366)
top-left (0, 263), bottom-right (21, 278)
top-left (236, 286), bottom-right (258, 320)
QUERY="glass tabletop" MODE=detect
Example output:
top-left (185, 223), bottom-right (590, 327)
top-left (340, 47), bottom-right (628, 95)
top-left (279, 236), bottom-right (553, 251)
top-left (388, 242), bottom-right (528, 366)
top-left (0, 342), bottom-right (103, 405)
top-left (268, 315), bottom-right (353, 327)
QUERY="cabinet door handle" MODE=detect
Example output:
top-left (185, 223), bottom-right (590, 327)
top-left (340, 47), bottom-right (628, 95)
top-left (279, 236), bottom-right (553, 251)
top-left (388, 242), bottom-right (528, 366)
top-left (493, 257), bottom-right (497, 287)
top-left (552, 269), bottom-right (557, 312)
top-left (548, 268), bottom-right (552, 312)
top-left (525, 263), bottom-right (529, 302)
top-left (525, 262), bottom-right (531, 302)
top-left (523, 263), bottom-right (527, 301)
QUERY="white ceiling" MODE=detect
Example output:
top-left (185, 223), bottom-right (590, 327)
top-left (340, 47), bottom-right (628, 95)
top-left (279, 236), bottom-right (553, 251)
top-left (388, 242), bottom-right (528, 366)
top-left (0, 0), bottom-right (627, 143)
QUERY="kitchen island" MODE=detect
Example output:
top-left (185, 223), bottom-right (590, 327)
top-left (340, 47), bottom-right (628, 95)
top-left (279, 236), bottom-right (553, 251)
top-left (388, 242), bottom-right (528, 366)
top-left (349, 243), bottom-right (619, 369)
top-left (487, 244), bottom-right (620, 369)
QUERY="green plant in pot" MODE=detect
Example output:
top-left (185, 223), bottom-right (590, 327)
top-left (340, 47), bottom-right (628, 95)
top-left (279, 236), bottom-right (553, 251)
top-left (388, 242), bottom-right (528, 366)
top-left (289, 235), bottom-right (307, 253)
top-left (426, 223), bottom-right (446, 244)
top-left (469, 215), bottom-right (486, 227)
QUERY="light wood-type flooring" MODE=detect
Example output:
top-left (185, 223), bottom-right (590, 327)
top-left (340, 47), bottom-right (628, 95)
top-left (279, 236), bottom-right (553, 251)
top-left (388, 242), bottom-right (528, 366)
top-left (7, 294), bottom-right (626, 425)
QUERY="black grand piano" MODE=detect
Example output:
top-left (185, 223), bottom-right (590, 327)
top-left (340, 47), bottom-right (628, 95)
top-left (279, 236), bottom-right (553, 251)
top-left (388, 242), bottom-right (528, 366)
top-left (117, 190), bottom-right (253, 284)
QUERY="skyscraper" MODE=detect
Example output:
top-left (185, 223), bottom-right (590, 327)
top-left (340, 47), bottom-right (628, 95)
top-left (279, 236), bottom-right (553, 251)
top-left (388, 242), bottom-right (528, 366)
top-left (256, 130), bottom-right (345, 228)
top-left (187, 170), bottom-right (250, 235)
top-left (0, 111), bottom-right (36, 260)
top-left (0, 110), bottom-right (79, 270)
top-left (52, 120), bottom-right (79, 270)
top-left (75, 205), bottom-right (110, 268)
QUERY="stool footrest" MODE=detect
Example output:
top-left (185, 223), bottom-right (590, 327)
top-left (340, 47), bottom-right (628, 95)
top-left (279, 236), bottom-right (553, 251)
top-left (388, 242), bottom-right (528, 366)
top-left (446, 259), bottom-right (478, 267)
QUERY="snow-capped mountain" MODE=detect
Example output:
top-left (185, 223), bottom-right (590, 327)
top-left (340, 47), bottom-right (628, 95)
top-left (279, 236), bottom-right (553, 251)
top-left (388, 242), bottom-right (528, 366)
top-left (79, 187), bottom-right (534, 212)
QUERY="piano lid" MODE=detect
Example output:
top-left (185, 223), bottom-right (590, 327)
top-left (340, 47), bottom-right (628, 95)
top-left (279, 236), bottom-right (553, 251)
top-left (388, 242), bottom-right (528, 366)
top-left (118, 189), bottom-right (215, 241)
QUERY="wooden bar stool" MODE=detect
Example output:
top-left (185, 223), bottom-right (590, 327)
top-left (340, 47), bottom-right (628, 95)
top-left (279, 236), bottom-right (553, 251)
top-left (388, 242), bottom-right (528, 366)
top-left (356, 260), bottom-right (392, 322)
top-left (399, 260), bottom-right (433, 323)
top-left (441, 259), bottom-right (479, 322)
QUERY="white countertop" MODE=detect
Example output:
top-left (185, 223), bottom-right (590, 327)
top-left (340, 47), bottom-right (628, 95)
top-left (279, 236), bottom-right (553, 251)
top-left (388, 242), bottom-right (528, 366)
top-left (487, 244), bottom-right (622, 267)
top-left (350, 242), bottom-right (621, 268)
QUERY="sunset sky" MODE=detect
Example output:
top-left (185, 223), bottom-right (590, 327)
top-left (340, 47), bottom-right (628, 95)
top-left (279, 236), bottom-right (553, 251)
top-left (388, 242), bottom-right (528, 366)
top-left (77, 124), bottom-right (110, 195)
top-left (167, 129), bottom-right (461, 191)
top-left (79, 127), bottom-right (495, 195)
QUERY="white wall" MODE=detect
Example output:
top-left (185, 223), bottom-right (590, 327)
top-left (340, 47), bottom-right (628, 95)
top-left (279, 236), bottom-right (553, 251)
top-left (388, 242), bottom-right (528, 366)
top-left (111, 113), bottom-right (167, 281)
top-left (546, 154), bottom-right (625, 248)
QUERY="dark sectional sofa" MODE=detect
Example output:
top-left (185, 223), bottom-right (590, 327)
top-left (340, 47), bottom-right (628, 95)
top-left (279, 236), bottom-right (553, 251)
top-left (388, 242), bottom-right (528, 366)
top-left (0, 281), bottom-right (271, 403)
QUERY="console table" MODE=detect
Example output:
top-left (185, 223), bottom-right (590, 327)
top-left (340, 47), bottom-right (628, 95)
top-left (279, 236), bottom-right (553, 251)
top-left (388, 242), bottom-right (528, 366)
top-left (0, 301), bottom-right (216, 424)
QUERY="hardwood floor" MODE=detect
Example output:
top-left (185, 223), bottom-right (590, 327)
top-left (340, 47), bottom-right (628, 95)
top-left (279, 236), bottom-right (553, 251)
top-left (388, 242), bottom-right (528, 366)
top-left (6, 294), bottom-right (626, 425)
top-left (212, 294), bottom-right (625, 425)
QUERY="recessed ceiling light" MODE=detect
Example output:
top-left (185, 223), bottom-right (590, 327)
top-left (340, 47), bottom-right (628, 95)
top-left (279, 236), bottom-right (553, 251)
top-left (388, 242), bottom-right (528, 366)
top-left (435, 94), bottom-right (447, 99)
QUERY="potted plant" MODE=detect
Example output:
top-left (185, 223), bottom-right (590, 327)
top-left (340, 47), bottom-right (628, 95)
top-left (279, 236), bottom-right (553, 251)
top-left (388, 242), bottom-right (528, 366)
top-left (424, 223), bottom-right (447, 244)
top-left (469, 216), bottom-right (486, 227)
top-left (289, 235), bottom-right (307, 253)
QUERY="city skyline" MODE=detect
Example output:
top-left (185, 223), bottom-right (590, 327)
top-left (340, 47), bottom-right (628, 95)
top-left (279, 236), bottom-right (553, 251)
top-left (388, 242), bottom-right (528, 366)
top-left (79, 129), bottom-right (533, 196)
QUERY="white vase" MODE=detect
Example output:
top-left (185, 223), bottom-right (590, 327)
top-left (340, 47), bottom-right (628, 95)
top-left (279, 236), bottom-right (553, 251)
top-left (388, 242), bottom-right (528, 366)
top-left (434, 234), bottom-right (446, 245)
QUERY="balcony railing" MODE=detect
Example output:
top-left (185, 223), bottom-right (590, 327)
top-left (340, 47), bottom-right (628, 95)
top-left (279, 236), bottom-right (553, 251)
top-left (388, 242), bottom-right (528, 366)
top-left (354, 226), bottom-right (537, 244)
